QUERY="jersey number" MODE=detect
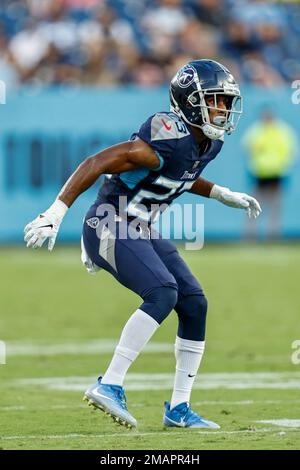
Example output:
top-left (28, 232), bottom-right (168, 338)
top-left (127, 175), bottom-right (193, 222)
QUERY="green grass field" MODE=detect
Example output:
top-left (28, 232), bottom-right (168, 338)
top-left (0, 244), bottom-right (300, 450)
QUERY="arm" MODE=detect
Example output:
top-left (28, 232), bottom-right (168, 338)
top-left (59, 138), bottom-right (160, 207)
top-left (189, 177), bottom-right (262, 218)
top-left (24, 138), bottom-right (160, 250)
top-left (189, 177), bottom-right (214, 198)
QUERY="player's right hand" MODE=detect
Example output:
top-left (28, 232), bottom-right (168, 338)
top-left (24, 199), bottom-right (68, 251)
top-left (24, 213), bottom-right (60, 250)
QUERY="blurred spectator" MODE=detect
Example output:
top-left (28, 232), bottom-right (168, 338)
top-left (241, 52), bottom-right (285, 87)
top-left (190, 0), bottom-right (228, 28)
top-left (0, 0), bottom-right (299, 87)
top-left (142, 0), bottom-right (189, 36)
top-left (243, 107), bottom-right (297, 240)
top-left (9, 19), bottom-right (50, 82)
top-left (179, 19), bottom-right (219, 58)
top-left (0, 22), bottom-right (20, 89)
top-left (131, 58), bottom-right (167, 86)
top-left (142, 0), bottom-right (190, 65)
top-left (63, 0), bottom-right (98, 7)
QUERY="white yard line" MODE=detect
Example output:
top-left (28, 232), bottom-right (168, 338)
top-left (196, 399), bottom-right (300, 406)
top-left (0, 405), bottom-right (86, 412)
top-left (1, 428), bottom-right (300, 441)
top-left (14, 371), bottom-right (300, 391)
top-left (2, 399), bottom-right (300, 412)
top-left (256, 420), bottom-right (300, 428)
top-left (4, 340), bottom-right (290, 363)
top-left (6, 340), bottom-right (172, 356)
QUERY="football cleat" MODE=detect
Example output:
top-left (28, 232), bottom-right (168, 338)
top-left (163, 401), bottom-right (220, 429)
top-left (83, 377), bottom-right (137, 429)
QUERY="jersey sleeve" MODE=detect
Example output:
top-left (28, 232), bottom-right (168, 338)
top-left (133, 113), bottom-right (185, 170)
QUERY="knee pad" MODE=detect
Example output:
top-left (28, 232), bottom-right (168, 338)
top-left (140, 286), bottom-right (178, 324)
top-left (176, 294), bottom-right (208, 341)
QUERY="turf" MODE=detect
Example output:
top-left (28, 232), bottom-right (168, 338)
top-left (0, 244), bottom-right (299, 450)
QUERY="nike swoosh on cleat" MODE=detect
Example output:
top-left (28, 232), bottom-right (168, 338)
top-left (188, 374), bottom-right (196, 378)
top-left (164, 415), bottom-right (186, 427)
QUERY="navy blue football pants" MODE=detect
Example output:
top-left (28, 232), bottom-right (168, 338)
top-left (82, 203), bottom-right (207, 341)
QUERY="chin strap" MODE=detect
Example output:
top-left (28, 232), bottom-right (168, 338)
top-left (201, 123), bottom-right (225, 140)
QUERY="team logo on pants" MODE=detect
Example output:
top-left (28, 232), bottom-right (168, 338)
top-left (86, 217), bottom-right (100, 229)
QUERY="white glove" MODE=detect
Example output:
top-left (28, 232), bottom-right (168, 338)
top-left (210, 184), bottom-right (262, 219)
top-left (24, 199), bottom-right (68, 250)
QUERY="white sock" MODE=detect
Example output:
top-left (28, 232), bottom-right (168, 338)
top-left (101, 309), bottom-right (159, 386)
top-left (170, 336), bottom-right (205, 410)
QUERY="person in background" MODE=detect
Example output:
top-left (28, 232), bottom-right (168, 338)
top-left (243, 107), bottom-right (297, 240)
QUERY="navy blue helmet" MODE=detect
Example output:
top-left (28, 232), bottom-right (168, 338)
top-left (170, 59), bottom-right (242, 140)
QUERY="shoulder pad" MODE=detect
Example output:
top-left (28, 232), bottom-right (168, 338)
top-left (150, 112), bottom-right (190, 142)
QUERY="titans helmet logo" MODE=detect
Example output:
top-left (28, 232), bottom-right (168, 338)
top-left (177, 66), bottom-right (196, 88)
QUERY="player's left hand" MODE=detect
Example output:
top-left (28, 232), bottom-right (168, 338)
top-left (210, 185), bottom-right (262, 218)
top-left (24, 199), bottom-right (68, 250)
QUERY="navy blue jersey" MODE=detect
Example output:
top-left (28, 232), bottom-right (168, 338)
top-left (97, 111), bottom-right (223, 222)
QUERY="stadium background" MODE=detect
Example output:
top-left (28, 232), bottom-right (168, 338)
top-left (0, 0), bottom-right (300, 242)
top-left (0, 0), bottom-right (300, 451)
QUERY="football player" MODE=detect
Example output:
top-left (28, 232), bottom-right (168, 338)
top-left (24, 60), bottom-right (261, 429)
